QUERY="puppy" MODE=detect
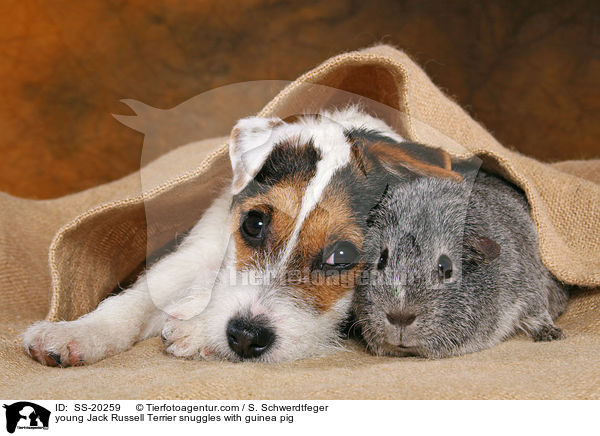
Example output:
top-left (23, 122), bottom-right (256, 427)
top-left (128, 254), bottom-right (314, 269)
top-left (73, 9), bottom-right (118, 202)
top-left (24, 106), bottom-right (457, 365)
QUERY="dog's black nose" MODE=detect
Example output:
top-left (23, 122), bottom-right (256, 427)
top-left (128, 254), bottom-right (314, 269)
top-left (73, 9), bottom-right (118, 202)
top-left (226, 317), bottom-right (275, 359)
top-left (386, 311), bottom-right (417, 327)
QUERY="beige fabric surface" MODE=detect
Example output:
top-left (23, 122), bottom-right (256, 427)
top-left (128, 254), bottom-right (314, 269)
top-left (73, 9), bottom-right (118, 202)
top-left (1, 45), bottom-right (599, 399)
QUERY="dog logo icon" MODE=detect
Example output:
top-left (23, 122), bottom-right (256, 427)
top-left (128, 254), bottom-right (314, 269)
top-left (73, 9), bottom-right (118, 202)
top-left (3, 402), bottom-right (50, 433)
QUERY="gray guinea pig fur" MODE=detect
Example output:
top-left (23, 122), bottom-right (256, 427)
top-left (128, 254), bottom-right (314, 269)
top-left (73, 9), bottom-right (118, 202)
top-left (353, 170), bottom-right (569, 358)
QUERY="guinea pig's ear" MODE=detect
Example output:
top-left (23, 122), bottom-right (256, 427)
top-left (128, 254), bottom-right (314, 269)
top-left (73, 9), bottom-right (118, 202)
top-left (464, 234), bottom-right (501, 265)
top-left (229, 116), bottom-right (283, 194)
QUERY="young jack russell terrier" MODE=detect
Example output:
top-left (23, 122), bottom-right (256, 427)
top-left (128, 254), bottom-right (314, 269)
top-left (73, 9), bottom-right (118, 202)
top-left (24, 106), bottom-right (458, 365)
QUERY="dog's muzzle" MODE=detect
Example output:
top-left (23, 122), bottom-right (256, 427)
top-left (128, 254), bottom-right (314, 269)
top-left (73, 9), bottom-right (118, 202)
top-left (226, 316), bottom-right (275, 359)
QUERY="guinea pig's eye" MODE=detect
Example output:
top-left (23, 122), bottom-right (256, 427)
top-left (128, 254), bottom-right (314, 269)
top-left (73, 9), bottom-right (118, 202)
top-left (241, 210), bottom-right (269, 244)
top-left (322, 241), bottom-right (360, 270)
top-left (437, 254), bottom-right (453, 281)
top-left (377, 248), bottom-right (388, 270)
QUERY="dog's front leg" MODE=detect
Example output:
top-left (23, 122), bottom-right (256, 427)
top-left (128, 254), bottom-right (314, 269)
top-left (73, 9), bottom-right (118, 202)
top-left (23, 189), bottom-right (232, 366)
top-left (159, 240), bottom-right (236, 360)
top-left (24, 279), bottom-right (166, 366)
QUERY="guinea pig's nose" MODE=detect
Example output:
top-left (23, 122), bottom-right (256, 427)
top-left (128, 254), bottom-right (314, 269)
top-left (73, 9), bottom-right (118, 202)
top-left (386, 311), bottom-right (417, 327)
top-left (226, 317), bottom-right (275, 359)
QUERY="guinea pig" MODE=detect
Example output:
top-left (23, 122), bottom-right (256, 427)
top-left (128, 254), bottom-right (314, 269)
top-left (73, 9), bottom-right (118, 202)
top-left (353, 170), bottom-right (569, 358)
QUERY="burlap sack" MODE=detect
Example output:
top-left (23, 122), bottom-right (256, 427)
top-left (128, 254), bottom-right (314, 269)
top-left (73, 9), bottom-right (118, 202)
top-left (1, 45), bottom-right (598, 399)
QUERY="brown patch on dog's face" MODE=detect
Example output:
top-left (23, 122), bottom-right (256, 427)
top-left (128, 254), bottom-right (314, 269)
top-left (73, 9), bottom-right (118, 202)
top-left (232, 178), bottom-right (306, 270)
top-left (231, 138), bottom-right (322, 269)
top-left (232, 175), bottom-right (364, 313)
top-left (285, 185), bottom-right (364, 312)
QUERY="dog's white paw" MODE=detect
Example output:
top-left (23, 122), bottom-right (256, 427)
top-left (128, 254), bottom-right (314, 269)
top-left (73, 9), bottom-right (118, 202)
top-left (161, 317), bottom-right (216, 360)
top-left (23, 320), bottom-right (116, 367)
top-left (162, 293), bottom-right (211, 321)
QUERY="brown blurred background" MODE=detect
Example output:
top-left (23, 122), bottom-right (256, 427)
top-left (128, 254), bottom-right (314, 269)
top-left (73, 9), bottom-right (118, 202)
top-left (1, 0), bottom-right (598, 199)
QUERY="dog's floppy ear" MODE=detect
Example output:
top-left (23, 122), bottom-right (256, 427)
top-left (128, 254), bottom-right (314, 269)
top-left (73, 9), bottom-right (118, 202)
top-left (346, 128), bottom-right (460, 181)
top-left (369, 140), bottom-right (461, 181)
top-left (229, 116), bottom-right (282, 194)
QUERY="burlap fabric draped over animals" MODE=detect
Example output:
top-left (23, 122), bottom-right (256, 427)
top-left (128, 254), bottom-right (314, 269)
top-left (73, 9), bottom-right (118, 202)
top-left (1, 45), bottom-right (598, 399)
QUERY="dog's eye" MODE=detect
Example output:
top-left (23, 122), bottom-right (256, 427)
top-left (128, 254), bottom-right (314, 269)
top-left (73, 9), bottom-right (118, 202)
top-left (377, 248), bottom-right (388, 270)
top-left (241, 210), bottom-right (268, 242)
top-left (322, 241), bottom-right (360, 270)
top-left (437, 254), bottom-right (453, 281)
